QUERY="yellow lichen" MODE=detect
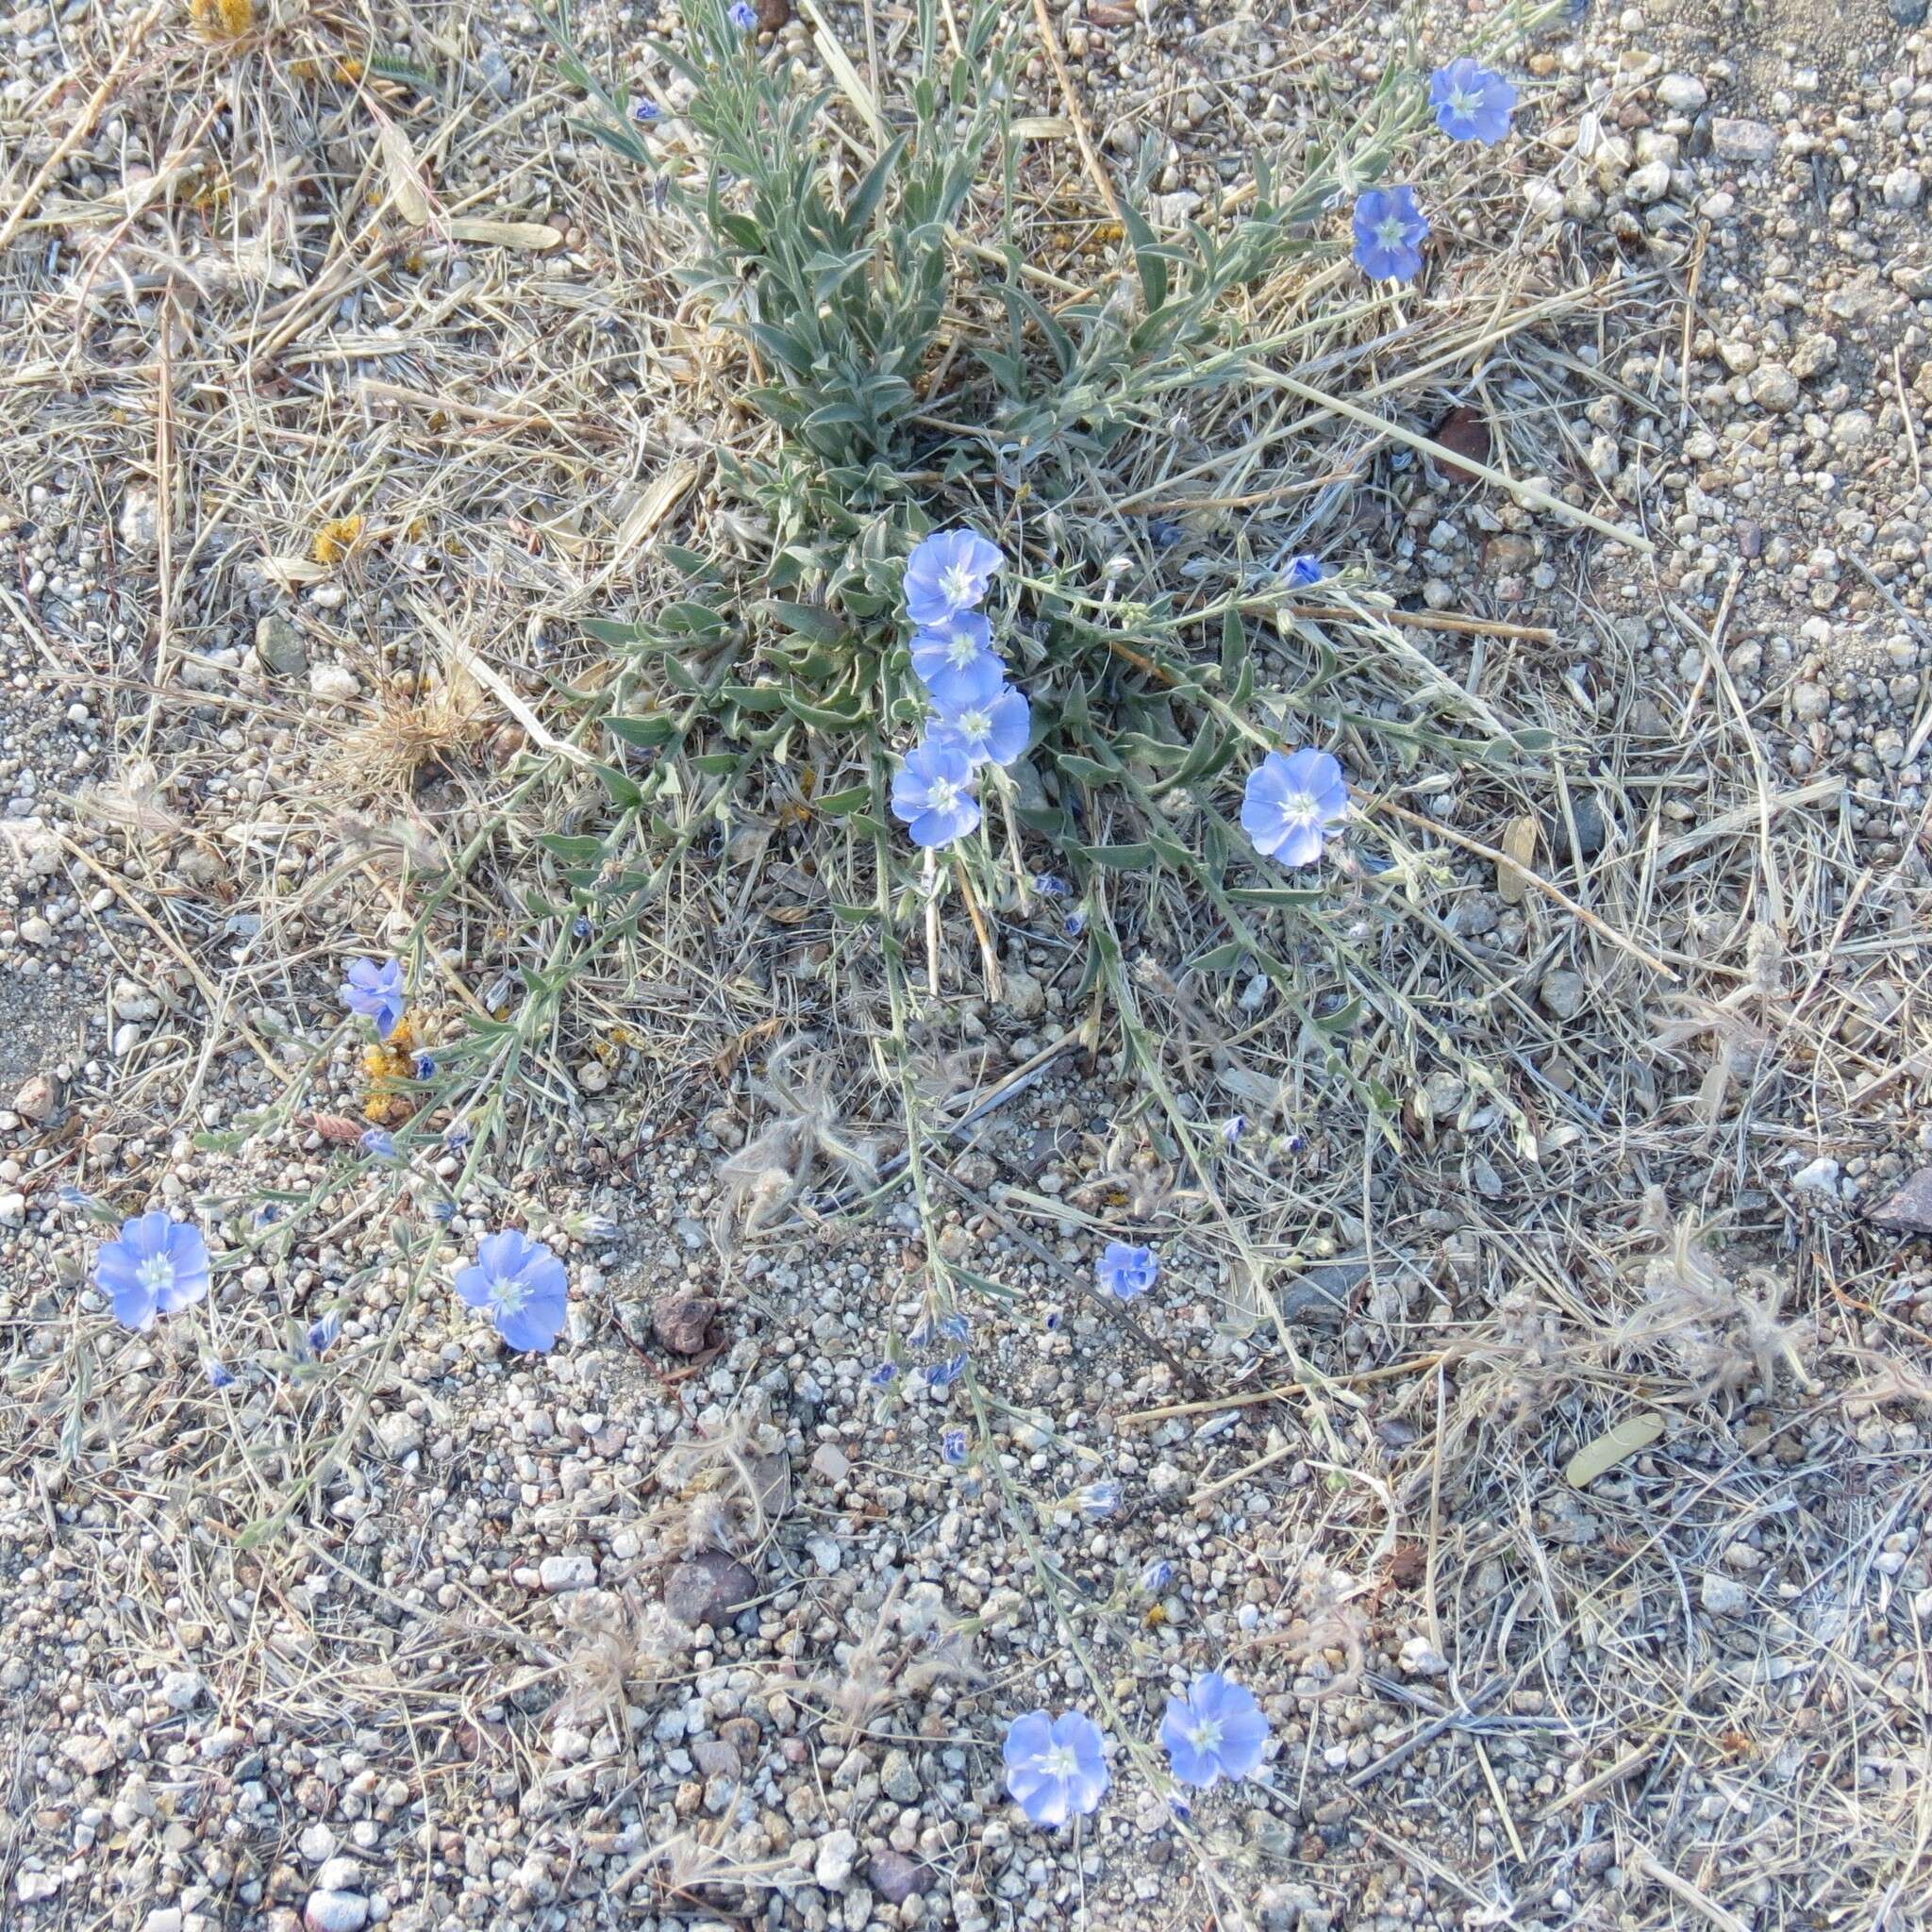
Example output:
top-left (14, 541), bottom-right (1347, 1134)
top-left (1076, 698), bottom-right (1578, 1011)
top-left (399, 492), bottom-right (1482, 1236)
top-left (311, 515), bottom-right (365, 565)
top-left (187, 0), bottom-right (254, 42)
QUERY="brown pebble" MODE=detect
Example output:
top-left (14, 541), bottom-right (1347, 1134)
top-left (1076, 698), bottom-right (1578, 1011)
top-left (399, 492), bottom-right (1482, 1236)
top-left (652, 1293), bottom-right (719, 1356)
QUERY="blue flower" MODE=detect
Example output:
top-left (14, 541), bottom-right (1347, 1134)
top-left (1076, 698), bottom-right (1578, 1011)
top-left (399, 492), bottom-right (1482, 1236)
top-left (572, 914), bottom-right (593, 939)
top-left (1351, 186), bottom-right (1430, 283)
top-left (931, 657), bottom-right (1030, 769)
top-left (866, 1360), bottom-right (899, 1389)
top-left (929, 1351), bottom-right (969, 1390)
top-left (455, 1229), bottom-right (569, 1353)
top-left (341, 957), bottom-right (407, 1039)
top-left (727, 0), bottom-right (758, 27)
top-left (631, 98), bottom-right (661, 125)
top-left (1428, 58), bottom-right (1518, 144)
top-left (1141, 1557), bottom-right (1174, 1593)
top-left (904, 528), bottom-right (1005, 628)
top-left (1077, 1479), bottom-right (1121, 1519)
top-left (1241, 748), bottom-right (1349, 869)
top-left (307, 1311), bottom-right (341, 1356)
top-left (1160, 1672), bottom-right (1270, 1789)
top-left (941, 1426), bottom-right (969, 1465)
top-left (93, 1212), bottom-right (210, 1332)
top-left (1223, 1115), bottom-right (1247, 1146)
top-left (908, 611), bottom-right (999, 708)
top-left (205, 1357), bottom-right (237, 1390)
top-left (936, 1310), bottom-right (972, 1344)
top-left (1003, 1710), bottom-right (1109, 1828)
top-left (1096, 1241), bottom-right (1158, 1301)
top-left (1284, 554), bottom-right (1325, 588)
top-left (360, 1128), bottom-right (397, 1162)
top-left (891, 738), bottom-right (981, 849)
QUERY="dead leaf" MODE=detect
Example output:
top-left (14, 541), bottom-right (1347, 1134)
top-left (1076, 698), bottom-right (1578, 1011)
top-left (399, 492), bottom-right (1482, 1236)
top-left (756, 0), bottom-right (791, 27)
top-left (1497, 813), bottom-right (1539, 906)
top-left (1564, 1411), bottom-right (1664, 1489)
top-left (1429, 404), bottom-right (1491, 484)
top-left (447, 218), bottom-right (563, 252)
top-left (377, 119), bottom-right (433, 227)
top-left (310, 1113), bottom-right (368, 1145)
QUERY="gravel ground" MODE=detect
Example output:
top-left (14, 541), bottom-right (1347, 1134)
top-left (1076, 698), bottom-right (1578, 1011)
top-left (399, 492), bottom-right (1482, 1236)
top-left (3, 2), bottom-right (1931, 1930)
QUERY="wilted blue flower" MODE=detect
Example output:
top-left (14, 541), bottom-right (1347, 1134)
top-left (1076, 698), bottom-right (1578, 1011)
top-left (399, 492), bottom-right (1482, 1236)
top-left (1003, 1710), bottom-right (1109, 1828)
top-left (1351, 186), bottom-right (1430, 283)
top-left (932, 658), bottom-right (1029, 770)
top-left (936, 1310), bottom-right (971, 1344)
top-left (430, 1198), bottom-right (458, 1225)
top-left (455, 1229), bottom-right (569, 1353)
top-left (1241, 748), bottom-right (1350, 868)
top-left (1223, 1115), bottom-right (1247, 1146)
top-left (443, 1119), bottom-right (471, 1149)
top-left (1429, 58), bottom-right (1518, 144)
top-left (94, 1212), bottom-right (210, 1332)
top-left (1141, 1557), bottom-right (1174, 1593)
top-left (727, 0), bottom-right (758, 26)
top-left (58, 1184), bottom-right (98, 1214)
top-left (1062, 909), bottom-right (1087, 940)
top-left (1284, 554), bottom-right (1325, 588)
top-left (1147, 517), bottom-right (1183, 548)
top-left (941, 1426), bottom-right (969, 1465)
top-left (908, 611), bottom-right (998, 709)
top-left (205, 1357), bottom-right (237, 1390)
top-left (1076, 1479), bottom-right (1121, 1519)
top-left (891, 738), bottom-right (981, 849)
top-left (341, 957), bottom-right (407, 1039)
top-left (1032, 874), bottom-right (1069, 898)
top-left (578, 1212), bottom-right (621, 1242)
top-left (866, 1360), bottom-right (899, 1389)
top-left (1096, 1241), bottom-right (1158, 1301)
top-left (413, 1054), bottom-right (437, 1081)
top-left (929, 1351), bottom-right (969, 1390)
top-left (1160, 1672), bottom-right (1269, 1789)
top-left (307, 1311), bottom-right (341, 1356)
top-left (253, 1203), bottom-right (280, 1227)
top-left (631, 98), bottom-right (661, 125)
top-left (360, 1128), bottom-right (397, 1162)
top-left (1043, 1307), bottom-right (1063, 1331)
top-left (904, 528), bottom-right (1005, 628)
top-left (572, 914), bottom-right (593, 939)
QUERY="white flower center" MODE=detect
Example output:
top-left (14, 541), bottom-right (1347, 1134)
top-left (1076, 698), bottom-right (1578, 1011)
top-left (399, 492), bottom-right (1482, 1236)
top-left (1450, 84), bottom-right (1480, 116)
top-left (1186, 1717), bottom-right (1224, 1754)
top-left (1281, 788), bottom-right (1321, 825)
top-left (1041, 1743), bottom-right (1080, 1778)
top-left (945, 630), bottom-right (981, 668)
top-left (1376, 214), bottom-right (1406, 247)
top-left (941, 562), bottom-right (977, 608)
top-left (137, 1255), bottom-right (174, 1294)
top-left (926, 776), bottom-right (962, 815)
top-left (489, 1275), bottom-right (529, 1316)
top-left (957, 707), bottom-right (991, 740)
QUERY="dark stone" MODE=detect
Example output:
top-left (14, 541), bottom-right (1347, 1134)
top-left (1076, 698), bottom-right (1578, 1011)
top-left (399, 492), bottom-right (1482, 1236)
top-left (868, 1851), bottom-right (924, 1905)
top-left (1869, 1166), bottom-right (1932, 1234)
top-left (1547, 794), bottom-right (1609, 860)
top-left (663, 1552), bottom-right (759, 1630)
top-left (652, 1293), bottom-right (719, 1357)
top-left (1890, 0), bottom-right (1927, 27)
